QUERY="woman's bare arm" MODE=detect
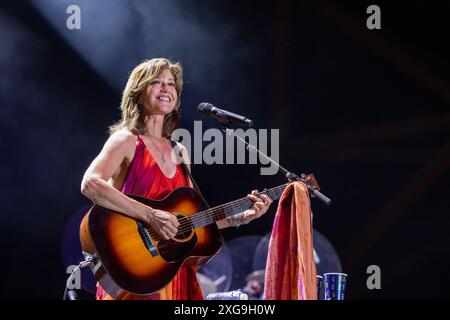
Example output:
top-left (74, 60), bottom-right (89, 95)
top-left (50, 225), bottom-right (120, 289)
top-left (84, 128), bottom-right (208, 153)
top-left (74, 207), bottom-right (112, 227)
top-left (81, 131), bottom-right (142, 216)
top-left (81, 130), bottom-right (179, 239)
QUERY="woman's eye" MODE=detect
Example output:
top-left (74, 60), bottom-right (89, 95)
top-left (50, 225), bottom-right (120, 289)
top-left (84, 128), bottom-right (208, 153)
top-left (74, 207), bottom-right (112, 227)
top-left (150, 80), bottom-right (161, 86)
top-left (169, 82), bottom-right (176, 87)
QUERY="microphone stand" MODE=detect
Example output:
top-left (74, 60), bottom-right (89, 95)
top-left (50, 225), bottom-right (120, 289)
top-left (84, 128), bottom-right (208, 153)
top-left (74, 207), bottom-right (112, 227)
top-left (214, 111), bottom-right (331, 205)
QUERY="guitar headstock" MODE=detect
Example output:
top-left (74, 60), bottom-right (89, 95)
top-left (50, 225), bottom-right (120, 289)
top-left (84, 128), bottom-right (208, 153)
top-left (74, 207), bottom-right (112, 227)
top-left (286, 172), bottom-right (330, 204)
top-left (300, 173), bottom-right (321, 191)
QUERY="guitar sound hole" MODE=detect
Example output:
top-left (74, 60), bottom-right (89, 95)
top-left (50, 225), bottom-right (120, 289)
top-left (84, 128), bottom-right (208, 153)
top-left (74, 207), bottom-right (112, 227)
top-left (174, 214), bottom-right (193, 240)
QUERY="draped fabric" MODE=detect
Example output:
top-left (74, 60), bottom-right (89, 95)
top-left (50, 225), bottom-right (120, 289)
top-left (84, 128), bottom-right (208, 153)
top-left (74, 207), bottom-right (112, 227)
top-left (264, 182), bottom-right (317, 300)
top-left (96, 135), bottom-right (203, 300)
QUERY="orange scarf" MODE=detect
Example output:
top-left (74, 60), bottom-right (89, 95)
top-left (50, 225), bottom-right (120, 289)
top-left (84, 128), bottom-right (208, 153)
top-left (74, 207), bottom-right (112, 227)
top-left (264, 182), bottom-right (317, 300)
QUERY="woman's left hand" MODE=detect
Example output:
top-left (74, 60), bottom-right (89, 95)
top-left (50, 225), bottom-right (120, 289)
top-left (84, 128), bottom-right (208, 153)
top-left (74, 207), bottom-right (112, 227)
top-left (243, 190), bottom-right (273, 223)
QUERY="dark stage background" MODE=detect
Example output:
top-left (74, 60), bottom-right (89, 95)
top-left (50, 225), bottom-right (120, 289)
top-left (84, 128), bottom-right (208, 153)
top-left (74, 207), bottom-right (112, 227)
top-left (0, 0), bottom-right (449, 299)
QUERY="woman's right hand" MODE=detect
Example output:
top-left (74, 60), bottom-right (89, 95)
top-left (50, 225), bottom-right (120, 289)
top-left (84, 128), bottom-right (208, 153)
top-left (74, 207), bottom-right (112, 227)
top-left (143, 208), bottom-right (180, 240)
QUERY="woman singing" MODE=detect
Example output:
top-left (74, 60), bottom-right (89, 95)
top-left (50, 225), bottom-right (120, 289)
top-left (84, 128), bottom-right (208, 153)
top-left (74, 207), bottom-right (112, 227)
top-left (81, 58), bottom-right (272, 300)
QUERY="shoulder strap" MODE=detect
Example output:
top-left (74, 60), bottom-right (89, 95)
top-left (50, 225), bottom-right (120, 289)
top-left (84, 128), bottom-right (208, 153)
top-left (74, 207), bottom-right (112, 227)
top-left (170, 140), bottom-right (211, 209)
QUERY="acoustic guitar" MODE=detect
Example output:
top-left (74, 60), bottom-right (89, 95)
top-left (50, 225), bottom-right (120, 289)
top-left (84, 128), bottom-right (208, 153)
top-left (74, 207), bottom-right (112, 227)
top-left (79, 175), bottom-right (320, 298)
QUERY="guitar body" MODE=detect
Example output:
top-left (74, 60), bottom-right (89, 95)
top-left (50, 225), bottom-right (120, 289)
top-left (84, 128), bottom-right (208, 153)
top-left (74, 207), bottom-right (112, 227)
top-left (79, 187), bottom-right (222, 298)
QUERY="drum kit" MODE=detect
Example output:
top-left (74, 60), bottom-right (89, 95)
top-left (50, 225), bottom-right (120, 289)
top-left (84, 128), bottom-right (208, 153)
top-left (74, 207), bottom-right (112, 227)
top-left (62, 208), bottom-right (342, 299)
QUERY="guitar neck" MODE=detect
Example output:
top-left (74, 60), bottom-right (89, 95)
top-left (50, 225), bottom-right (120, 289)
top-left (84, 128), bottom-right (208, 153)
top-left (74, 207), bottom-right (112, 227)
top-left (190, 183), bottom-right (289, 228)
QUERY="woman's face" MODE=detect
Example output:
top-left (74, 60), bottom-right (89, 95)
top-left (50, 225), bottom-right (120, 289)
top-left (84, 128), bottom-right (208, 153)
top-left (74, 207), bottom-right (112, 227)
top-left (141, 69), bottom-right (178, 116)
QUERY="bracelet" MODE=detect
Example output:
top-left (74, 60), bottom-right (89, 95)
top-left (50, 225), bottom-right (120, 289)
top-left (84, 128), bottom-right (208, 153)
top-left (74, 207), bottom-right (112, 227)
top-left (228, 212), bottom-right (248, 227)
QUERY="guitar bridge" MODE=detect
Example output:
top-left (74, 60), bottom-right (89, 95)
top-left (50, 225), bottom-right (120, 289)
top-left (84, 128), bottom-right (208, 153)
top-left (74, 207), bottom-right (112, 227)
top-left (137, 221), bottom-right (159, 257)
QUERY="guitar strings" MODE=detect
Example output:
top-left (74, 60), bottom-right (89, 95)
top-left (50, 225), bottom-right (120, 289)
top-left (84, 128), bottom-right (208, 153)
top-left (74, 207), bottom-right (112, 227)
top-left (146, 179), bottom-right (306, 236)
top-left (184, 184), bottom-right (285, 226)
top-left (143, 184), bottom-right (287, 237)
top-left (147, 184), bottom-right (287, 237)
top-left (148, 192), bottom-right (260, 238)
top-left (171, 186), bottom-right (280, 231)
top-left (146, 199), bottom-right (248, 237)
top-left (146, 198), bottom-right (252, 238)
top-left (174, 185), bottom-right (284, 231)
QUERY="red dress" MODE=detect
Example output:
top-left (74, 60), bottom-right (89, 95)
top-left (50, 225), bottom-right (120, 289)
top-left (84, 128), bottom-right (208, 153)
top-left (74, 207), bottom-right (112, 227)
top-left (96, 135), bottom-right (204, 300)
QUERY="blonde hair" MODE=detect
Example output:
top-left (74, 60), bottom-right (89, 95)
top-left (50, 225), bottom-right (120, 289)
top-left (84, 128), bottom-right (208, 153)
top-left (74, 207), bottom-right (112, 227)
top-left (109, 58), bottom-right (183, 137)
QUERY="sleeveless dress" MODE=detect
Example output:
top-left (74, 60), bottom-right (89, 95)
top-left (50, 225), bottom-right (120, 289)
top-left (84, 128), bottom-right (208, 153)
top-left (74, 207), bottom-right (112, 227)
top-left (96, 135), bottom-right (204, 300)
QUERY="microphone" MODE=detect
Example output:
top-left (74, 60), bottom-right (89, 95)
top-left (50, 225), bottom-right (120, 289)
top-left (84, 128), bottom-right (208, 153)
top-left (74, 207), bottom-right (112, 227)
top-left (198, 102), bottom-right (253, 128)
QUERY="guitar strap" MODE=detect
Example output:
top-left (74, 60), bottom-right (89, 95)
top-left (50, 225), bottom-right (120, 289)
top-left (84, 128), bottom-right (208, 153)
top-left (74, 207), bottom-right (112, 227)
top-left (170, 140), bottom-right (211, 209)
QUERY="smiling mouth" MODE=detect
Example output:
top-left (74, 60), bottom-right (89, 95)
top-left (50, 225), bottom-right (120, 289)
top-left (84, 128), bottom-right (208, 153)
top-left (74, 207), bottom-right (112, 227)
top-left (157, 96), bottom-right (171, 102)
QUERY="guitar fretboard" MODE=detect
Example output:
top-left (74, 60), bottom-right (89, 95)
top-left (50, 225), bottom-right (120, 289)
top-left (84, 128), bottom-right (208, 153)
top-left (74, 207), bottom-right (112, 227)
top-left (188, 183), bottom-right (289, 228)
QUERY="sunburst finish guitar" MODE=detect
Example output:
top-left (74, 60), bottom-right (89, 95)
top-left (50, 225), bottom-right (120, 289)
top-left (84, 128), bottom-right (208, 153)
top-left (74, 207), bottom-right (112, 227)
top-left (80, 175), bottom-right (320, 298)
